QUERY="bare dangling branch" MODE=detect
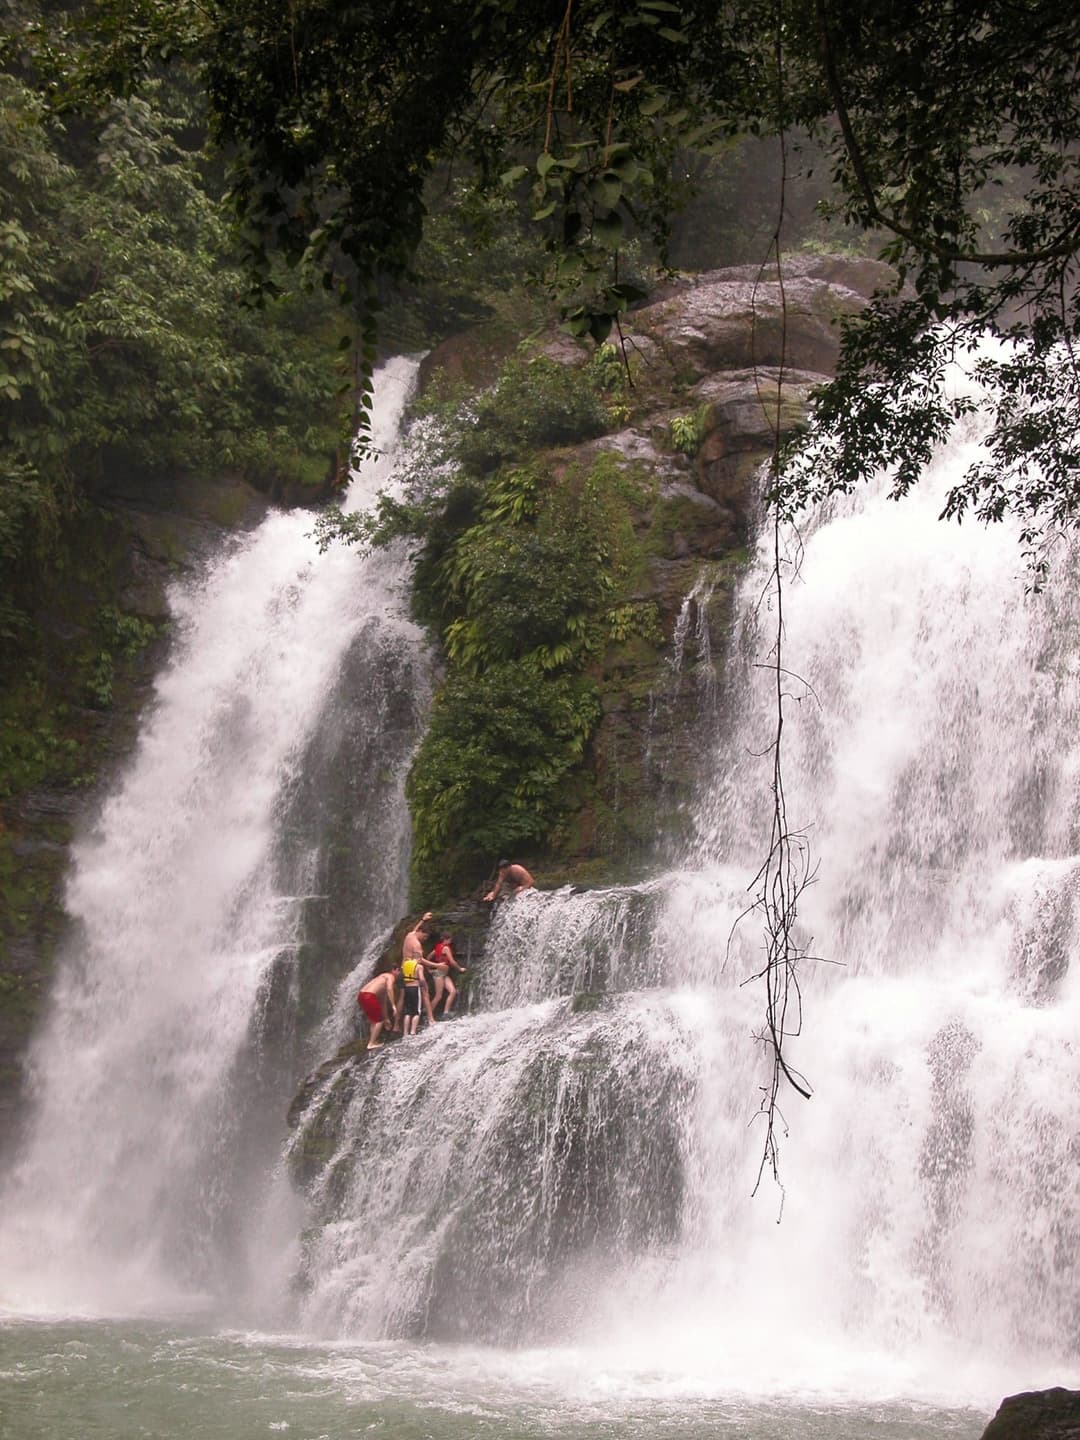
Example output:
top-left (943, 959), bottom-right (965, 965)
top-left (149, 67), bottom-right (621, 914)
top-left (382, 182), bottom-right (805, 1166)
top-left (744, 0), bottom-right (816, 1198)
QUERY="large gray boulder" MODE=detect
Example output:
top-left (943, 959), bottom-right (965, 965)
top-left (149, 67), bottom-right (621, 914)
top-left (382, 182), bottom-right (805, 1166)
top-left (980, 1388), bottom-right (1080, 1439)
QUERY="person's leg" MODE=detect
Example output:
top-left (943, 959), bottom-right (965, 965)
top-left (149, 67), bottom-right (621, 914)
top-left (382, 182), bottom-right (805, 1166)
top-left (431, 975), bottom-right (445, 1015)
top-left (423, 981), bottom-right (435, 1026)
top-left (443, 976), bottom-right (457, 1015)
top-left (368, 1017), bottom-right (385, 1049)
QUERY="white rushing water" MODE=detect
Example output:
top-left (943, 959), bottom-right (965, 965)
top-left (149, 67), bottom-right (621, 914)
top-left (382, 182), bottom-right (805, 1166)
top-left (2, 354), bottom-right (1076, 1430)
top-left (290, 399), bottom-right (1080, 1409)
top-left (0, 356), bottom-right (431, 1316)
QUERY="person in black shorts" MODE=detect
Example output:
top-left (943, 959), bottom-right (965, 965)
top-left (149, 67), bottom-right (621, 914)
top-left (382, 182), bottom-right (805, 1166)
top-left (399, 911), bottom-right (435, 1034)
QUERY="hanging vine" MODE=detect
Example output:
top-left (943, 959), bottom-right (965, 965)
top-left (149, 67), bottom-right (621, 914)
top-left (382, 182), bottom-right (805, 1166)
top-left (742, 0), bottom-right (815, 1201)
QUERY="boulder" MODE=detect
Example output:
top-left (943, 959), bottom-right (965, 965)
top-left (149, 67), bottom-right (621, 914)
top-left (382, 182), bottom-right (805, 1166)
top-left (980, 1388), bottom-right (1080, 1440)
top-left (625, 257), bottom-right (890, 390)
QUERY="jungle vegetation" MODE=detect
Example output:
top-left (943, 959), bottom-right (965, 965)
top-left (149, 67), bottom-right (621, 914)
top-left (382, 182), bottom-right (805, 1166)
top-left (192, 0), bottom-right (1080, 567)
top-left (5, 0), bottom-right (1080, 827)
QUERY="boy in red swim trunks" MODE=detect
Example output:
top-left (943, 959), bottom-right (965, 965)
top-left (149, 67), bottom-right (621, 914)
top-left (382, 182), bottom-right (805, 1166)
top-left (356, 969), bottom-right (399, 1050)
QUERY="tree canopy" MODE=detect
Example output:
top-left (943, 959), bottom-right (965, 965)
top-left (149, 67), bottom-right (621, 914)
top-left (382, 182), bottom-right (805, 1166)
top-left (189, 0), bottom-right (1080, 553)
top-left (0, 4), bottom-right (351, 640)
top-left (5, 0), bottom-right (1080, 575)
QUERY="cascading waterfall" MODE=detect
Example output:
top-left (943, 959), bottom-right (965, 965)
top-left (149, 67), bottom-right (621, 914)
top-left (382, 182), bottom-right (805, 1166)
top-left (657, 407), bottom-right (1080, 1389)
top-left (291, 399), bottom-right (1080, 1400)
top-left (2, 329), bottom-right (1077, 1415)
top-left (0, 356), bottom-right (431, 1316)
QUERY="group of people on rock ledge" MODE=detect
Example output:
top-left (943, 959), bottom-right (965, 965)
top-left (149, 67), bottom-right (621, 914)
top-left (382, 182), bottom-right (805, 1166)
top-left (356, 860), bottom-right (534, 1050)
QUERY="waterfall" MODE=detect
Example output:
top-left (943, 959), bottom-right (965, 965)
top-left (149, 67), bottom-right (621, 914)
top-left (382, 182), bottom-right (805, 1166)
top-left (0, 356), bottom-right (431, 1316)
top-left (4, 337), bottom-right (1077, 1403)
top-left (290, 400), bottom-right (1080, 1399)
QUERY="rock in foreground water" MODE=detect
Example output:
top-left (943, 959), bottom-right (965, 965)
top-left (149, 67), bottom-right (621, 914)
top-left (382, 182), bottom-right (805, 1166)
top-left (980, 1387), bottom-right (1080, 1439)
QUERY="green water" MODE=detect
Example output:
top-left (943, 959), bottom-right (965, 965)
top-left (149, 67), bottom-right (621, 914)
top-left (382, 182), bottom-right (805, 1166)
top-left (0, 1322), bottom-right (988, 1440)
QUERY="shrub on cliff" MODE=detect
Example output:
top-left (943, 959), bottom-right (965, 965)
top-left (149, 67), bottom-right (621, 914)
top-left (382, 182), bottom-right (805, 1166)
top-left (406, 662), bottom-right (601, 898)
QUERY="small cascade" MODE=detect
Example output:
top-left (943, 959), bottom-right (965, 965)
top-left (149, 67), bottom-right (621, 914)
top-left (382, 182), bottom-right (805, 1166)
top-left (0, 357), bottom-right (431, 1316)
top-left (667, 572), bottom-right (718, 686)
top-left (291, 992), bottom-right (701, 1342)
top-left (473, 883), bottom-right (667, 1010)
top-left (643, 571), bottom-right (723, 806)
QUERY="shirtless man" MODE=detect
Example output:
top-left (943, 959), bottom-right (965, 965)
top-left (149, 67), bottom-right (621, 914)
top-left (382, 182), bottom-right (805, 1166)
top-left (400, 911), bottom-right (435, 1033)
top-left (356, 969), bottom-right (399, 1050)
top-left (483, 860), bottom-right (534, 903)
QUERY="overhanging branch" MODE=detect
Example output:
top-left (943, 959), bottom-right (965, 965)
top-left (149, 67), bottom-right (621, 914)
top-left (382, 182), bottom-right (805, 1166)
top-left (814, 0), bottom-right (1080, 271)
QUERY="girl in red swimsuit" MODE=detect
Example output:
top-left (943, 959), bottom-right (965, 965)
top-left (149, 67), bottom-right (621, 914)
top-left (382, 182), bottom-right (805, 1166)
top-left (425, 933), bottom-right (467, 1018)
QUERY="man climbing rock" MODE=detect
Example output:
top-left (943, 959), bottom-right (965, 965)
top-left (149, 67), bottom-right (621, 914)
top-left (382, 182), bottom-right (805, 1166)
top-left (483, 860), bottom-right (534, 903)
top-left (356, 969), bottom-right (399, 1050)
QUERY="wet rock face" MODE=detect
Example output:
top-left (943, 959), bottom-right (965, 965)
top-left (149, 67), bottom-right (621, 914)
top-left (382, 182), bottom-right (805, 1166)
top-left (636, 272), bottom-right (839, 376)
top-left (538, 256), bottom-right (889, 874)
top-left (979, 1387), bottom-right (1080, 1439)
top-left (692, 366), bottom-right (821, 517)
top-left (622, 255), bottom-right (892, 390)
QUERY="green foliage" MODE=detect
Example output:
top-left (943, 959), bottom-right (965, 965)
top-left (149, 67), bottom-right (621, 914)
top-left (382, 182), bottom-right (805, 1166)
top-left (444, 354), bottom-right (615, 476)
top-left (406, 663), bottom-right (602, 896)
top-left (606, 600), bottom-right (663, 646)
top-left (0, 687), bottom-right (81, 800)
top-left (81, 606), bottom-right (157, 709)
top-left (190, 0), bottom-right (1080, 558)
top-left (402, 455), bottom-right (652, 898)
top-left (669, 405), bottom-right (709, 457)
top-left (322, 351), bottom-right (650, 898)
top-left (0, 62), bottom-right (341, 498)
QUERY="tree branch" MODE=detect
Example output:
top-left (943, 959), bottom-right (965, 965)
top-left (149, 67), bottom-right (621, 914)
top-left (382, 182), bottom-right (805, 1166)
top-left (814, 0), bottom-right (1080, 270)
